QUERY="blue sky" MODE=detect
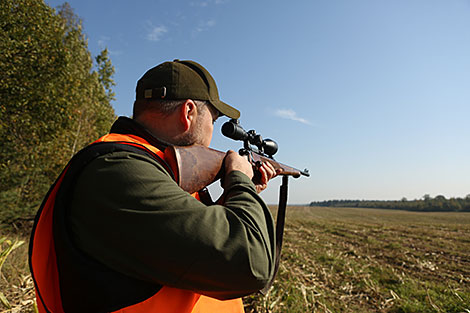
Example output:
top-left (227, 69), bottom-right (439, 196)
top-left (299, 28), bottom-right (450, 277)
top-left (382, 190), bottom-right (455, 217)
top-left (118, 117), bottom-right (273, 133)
top-left (45, 0), bottom-right (470, 204)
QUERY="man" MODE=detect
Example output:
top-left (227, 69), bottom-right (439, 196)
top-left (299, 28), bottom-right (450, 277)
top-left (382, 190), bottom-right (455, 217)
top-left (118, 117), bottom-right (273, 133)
top-left (30, 60), bottom-right (278, 313)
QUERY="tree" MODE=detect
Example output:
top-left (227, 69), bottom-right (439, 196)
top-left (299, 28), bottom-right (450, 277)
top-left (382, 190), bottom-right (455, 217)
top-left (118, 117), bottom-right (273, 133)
top-left (0, 0), bottom-right (115, 223)
top-left (95, 48), bottom-right (116, 103)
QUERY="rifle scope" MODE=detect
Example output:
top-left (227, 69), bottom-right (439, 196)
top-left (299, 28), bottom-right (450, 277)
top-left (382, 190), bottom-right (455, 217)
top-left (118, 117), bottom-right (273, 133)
top-left (221, 119), bottom-right (278, 157)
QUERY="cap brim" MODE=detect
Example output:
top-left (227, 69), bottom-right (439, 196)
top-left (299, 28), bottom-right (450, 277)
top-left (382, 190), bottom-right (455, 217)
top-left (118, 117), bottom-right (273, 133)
top-left (210, 99), bottom-right (240, 119)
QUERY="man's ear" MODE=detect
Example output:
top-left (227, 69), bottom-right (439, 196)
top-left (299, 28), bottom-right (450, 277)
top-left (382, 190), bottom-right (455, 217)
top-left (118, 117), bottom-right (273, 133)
top-left (179, 99), bottom-right (197, 132)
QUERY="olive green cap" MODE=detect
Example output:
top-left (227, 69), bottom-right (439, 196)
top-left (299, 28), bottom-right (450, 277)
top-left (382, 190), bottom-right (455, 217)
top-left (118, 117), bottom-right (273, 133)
top-left (136, 59), bottom-right (240, 119)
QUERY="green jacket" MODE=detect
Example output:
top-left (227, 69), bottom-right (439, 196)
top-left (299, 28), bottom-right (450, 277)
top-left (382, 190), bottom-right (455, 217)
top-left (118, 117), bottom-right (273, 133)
top-left (67, 117), bottom-right (276, 300)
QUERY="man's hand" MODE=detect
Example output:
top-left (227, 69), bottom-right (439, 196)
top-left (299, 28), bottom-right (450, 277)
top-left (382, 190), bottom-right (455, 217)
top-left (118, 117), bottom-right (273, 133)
top-left (224, 150), bottom-right (254, 179)
top-left (253, 161), bottom-right (280, 193)
top-left (224, 151), bottom-right (280, 193)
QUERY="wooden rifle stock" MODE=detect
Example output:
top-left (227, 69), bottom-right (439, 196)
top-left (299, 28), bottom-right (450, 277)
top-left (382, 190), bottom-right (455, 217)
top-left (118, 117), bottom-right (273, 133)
top-left (165, 145), bottom-right (309, 194)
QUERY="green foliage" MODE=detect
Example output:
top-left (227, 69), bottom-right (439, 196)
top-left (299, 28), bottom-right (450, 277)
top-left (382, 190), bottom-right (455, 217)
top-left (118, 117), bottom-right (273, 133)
top-left (95, 48), bottom-right (116, 103)
top-left (0, 0), bottom-right (116, 223)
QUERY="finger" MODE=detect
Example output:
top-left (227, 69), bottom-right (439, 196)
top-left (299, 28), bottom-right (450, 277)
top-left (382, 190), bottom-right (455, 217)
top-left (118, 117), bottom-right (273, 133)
top-left (264, 163), bottom-right (276, 179)
top-left (260, 162), bottom-right (276, 181)
top-left (258, 164), bottom-right (268, 185)
top-left (264, 161), bottom-right (276, 172)
top-left (256, 183), bottom-right (267, 194)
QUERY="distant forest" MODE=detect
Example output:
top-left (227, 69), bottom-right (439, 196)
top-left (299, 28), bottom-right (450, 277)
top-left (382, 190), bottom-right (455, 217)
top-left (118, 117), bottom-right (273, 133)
top-left (310, 195), bottom-right (470, 212)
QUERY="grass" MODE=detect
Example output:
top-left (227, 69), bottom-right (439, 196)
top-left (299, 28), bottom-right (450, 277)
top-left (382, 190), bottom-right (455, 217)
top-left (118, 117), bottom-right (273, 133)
top-left (1, 207), bottom-right (470, 312)
top-left (244, 206), bottom-right (470, 312)
top-left (0, 224), bottom-right (36, 313)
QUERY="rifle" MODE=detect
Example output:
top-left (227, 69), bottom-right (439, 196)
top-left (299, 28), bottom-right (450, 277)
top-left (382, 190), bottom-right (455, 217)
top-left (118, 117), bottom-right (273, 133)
top-left (165, 119), bottom-right (309, 294)
top-left (165, 119), bottom-right (309, 194)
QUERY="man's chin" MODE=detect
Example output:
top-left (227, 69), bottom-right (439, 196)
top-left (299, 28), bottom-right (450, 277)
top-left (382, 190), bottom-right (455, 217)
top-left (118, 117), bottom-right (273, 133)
top-left (171, 135), bottom-right (196, 147)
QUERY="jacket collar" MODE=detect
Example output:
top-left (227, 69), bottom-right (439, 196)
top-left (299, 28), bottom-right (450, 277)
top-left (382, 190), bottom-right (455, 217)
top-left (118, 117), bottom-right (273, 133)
top-left (109, 116), bottom-right (168, 151)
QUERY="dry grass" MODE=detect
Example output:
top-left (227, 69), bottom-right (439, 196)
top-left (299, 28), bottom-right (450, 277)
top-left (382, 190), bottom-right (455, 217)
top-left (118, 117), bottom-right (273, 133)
top-left (0, 223), bottom-right (36, 313)
top-left (1, 207), bottom-right (470, 312)
top-left (244, 206), bottom-right (470, 312)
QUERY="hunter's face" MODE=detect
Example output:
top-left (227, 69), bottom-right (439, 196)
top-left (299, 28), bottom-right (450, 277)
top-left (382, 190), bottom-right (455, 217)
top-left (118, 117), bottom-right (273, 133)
top-left (192, 103), bottom-right (219, 147)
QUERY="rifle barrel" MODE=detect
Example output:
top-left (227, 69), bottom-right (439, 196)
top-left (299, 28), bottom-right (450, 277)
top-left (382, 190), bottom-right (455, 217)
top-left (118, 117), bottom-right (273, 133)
top-left (251, 153), bottom-right (310, 178)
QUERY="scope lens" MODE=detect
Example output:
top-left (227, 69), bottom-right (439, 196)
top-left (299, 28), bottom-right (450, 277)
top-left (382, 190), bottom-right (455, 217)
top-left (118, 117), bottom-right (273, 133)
top-left (221, 121), bottom-right (247, 141)
top-left (263, 139), bottom-right (278, 156)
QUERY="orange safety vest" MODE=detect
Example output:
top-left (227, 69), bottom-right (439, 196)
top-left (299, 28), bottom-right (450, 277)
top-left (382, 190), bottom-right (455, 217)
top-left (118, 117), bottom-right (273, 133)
top-left (29, 133), bottom-right (244, 313)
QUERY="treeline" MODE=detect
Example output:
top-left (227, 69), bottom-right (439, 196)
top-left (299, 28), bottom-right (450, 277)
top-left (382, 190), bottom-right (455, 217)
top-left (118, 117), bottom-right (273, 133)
top-left (0, 0), bottom-right (116, 223)
top-left (310, 195), bottom-right (470, 212)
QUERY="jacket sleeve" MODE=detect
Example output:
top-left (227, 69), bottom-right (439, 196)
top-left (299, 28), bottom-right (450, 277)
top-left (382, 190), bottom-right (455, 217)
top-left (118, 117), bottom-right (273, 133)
top-left (68, 151), bottom-right (276, 300)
